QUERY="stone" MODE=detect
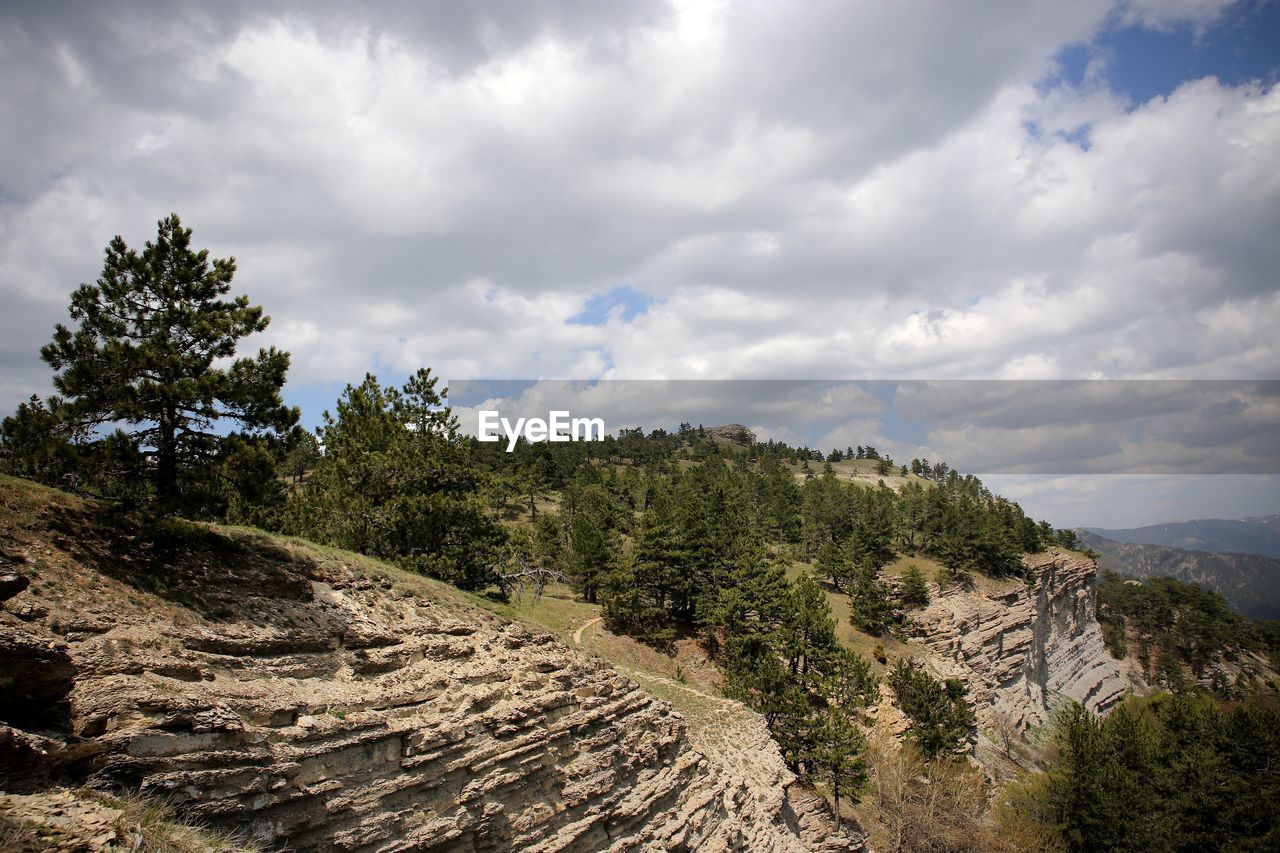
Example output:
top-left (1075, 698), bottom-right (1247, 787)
top-left (0, 483), bottom-right (861, 851)
top-left (907, 550), bottom-right (1135, 760)
top-left (0, 571), bottom-right (30, 602)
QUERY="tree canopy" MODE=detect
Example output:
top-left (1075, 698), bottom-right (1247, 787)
top-left (286, 369), bottom-right (504, 589)
top-left (5, 214), bottom-right (297, 515)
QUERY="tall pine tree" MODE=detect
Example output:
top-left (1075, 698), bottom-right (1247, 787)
top-left (37, 214), bottom-right (297, 512)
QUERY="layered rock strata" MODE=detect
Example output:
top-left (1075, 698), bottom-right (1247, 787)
top-left (0, 483), bottom-right (858, 851)
top-left (909, 551), bottom-right (1132, 736)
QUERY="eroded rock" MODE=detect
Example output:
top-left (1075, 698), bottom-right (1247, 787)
top-left (909, 550), bottom-right (1134, 755)
top-left (0, 485), bottom-right (861, 851)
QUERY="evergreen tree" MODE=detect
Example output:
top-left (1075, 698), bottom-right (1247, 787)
top-left (849, 562), bottom-right (898, 635)
top-left (888, 658), bottom-right (976, 757)
top-left (1, 395), bottom-right (85, 488)
top-left (899, 563), bottom-right (930, 607)
top-left (780, 574), bottom-right (840, 692)
top-left (603, 487), bottom-right (685, 639)
top-left (808, 705), bottom-right (870, 825)
top-left (283, 429), bottom-right (322, 484)
top-left (562, 482), bottom-right (619, 604)
top-left (288, 370), bottom-right (502, 588)
top-left (816, 538), bottom-right (848, 591)
top-left (37, 214), bottom-right (297, 513)
top-left (823, 646), bottom-right (879, 708)
top-left (846, 486), bottom-right (897, 571)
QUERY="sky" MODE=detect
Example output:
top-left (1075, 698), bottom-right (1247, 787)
top-left (1, 0), bottom-right (1278, 527)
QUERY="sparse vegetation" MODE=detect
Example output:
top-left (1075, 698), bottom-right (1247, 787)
top-left (856, 735), bottom-right (1006, 853)
top-left (1098, 572), bottom-right (1277, 694)
top-left (0, 788), bottom-right (258, 852)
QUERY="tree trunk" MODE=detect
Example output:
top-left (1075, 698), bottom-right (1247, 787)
top-left (157, 404), bottom-right (177, 510)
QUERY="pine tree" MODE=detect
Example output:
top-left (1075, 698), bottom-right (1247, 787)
top-left (1, 395), bottom-right (83, 487)
top-left (780, 574), bottom-right (840, 692)
top-left (38, 214), bottom-right (297, 512)
top-left (887, 658), bottom-right (976, 757)
top-left (899, 563), bottom-right (931, 607)
top-left (563, 483), bottom-right (619, 604)
top-left (846, 488), bottom-right (896, 571)
top-left (289, 370), bottom-right (502, 588)
top-left (283, 429), bottom-right (322, 484)
top-left (823, 646), bottom-right (879, 708)
top-left (808, 705), bottom-right (869, 825)
top-left (849, 561), bottom-right (898, 635)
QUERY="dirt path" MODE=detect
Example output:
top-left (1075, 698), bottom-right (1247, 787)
top-left (572, 616), bottom-right (602, 645)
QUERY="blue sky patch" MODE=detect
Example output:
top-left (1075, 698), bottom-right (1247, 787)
top-left (1048, 0), bottom-right (1280, 106)
top-left (568, 284), bottom-right (657, 327)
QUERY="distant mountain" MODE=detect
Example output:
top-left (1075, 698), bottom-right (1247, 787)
top-left (1078, 529), bottom-right (1280, 620)
top-left (1082, 515), bottom-right (1280, 559)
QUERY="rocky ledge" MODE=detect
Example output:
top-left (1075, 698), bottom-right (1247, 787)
top-left (909, 551), bottom-right (1132, 740)
top-left (0, 481), bottom-right (858, 851)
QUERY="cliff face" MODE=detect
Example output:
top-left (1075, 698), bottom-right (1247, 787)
top-left (909, 551), bottom-right (1132, 739)
top-left (0, 480), bottom-right (858, 851)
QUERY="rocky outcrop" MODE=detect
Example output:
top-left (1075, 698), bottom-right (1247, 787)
top-left (705, 425), bottom-right (758, 447)
top-left (0, 482), bottom-right (858, 851)
top-left (909, 551), bottom-right (1132, 741)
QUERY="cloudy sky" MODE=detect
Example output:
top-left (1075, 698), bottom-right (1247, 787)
top-left (2, 0), bottom-right (1278, 526)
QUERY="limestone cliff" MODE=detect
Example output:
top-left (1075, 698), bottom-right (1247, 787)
top-left (907, 551), bottom-right (1132, 748)
top-left (0, 479), bottom-right (858, 851)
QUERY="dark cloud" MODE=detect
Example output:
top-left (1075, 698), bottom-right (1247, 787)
top-left (1, 0), bottom-right (1275, 432)
top-left (448, 379), bottom-right (1280, 476)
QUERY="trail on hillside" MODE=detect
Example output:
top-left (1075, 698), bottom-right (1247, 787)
top-left (573, 616), bottom-right (602, 645)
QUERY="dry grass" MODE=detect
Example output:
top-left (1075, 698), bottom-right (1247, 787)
top-left (103, 790), bottom-right (259, 852)
top-left (849, 735), bottom-right (1061, 853)
top-left (0, 813), bottom-right (43, 851)
top-left (0, 788), bottom-right (258, 853)
top-left (786, 458), bottom-right (926, 491)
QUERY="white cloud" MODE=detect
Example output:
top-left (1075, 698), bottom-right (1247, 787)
top-left (2, 1), bottom-right (1277, 523)
top-left (1118, 0), bottom-right (1238, 31)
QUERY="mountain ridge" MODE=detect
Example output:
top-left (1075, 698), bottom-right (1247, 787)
top-left (1082, 515), bottom-right (1280, 559)
top-left (1077, 529), bottom-right (1280, 621)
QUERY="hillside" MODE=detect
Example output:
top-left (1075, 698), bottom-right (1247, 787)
top-left (1095, 573), bottom-right (1279, 697)
top-left (0, 469), bottom-right (1154, 851)
top-left (1078, 529), bottom-right (1280, 620)
top-left (1083, 515), bottom-right (1280, 558)
top-left (0, 476), bottom-right (858, 851)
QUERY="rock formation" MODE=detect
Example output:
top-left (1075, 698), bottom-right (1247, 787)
top-left (0, 480), bottom-right (859, 851)
top-left (908, 551), bottom-right (1132, 743)
top-left (705, 425), bottom-right (758, 447)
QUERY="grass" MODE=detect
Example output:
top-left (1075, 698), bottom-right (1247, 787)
top-left (785, 458), bottom-right (926, 491)
top-left (464, 579), bottom-right (736, 727)
top-left (103, 790), bottom-right (258, 852)
top-left (476, 583), bottom-right (589, 639)
top-left (0, 813), bottom-right (41, 851)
